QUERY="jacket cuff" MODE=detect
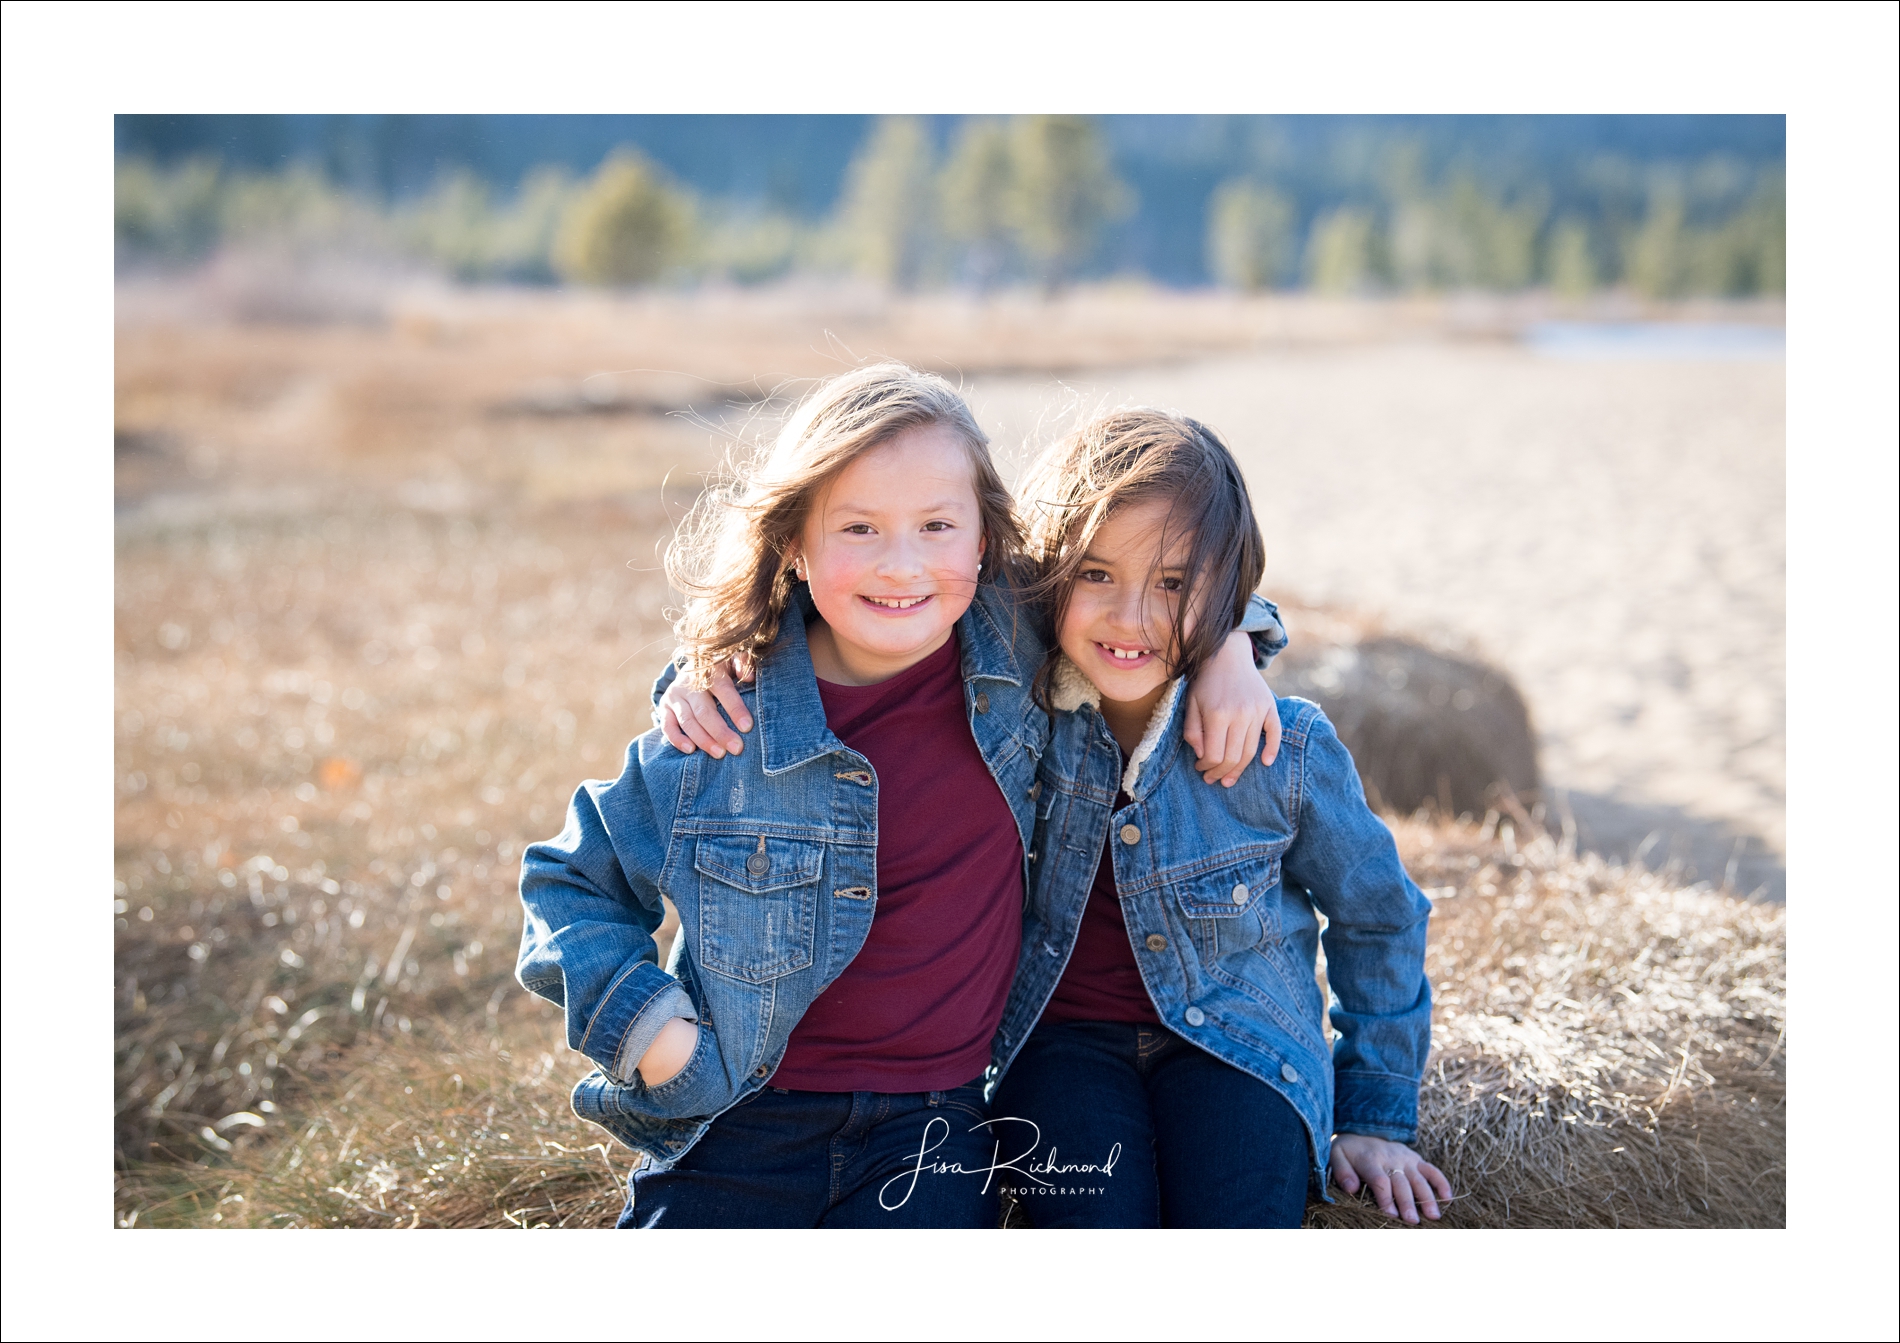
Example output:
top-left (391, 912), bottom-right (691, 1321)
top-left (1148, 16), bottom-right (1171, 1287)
top-left (1332, 1069), bottom-right (1419, 1142)
top-left (578, 959), bottom-right (698, 1085)
top-left (1239, 595), bottom-right (1288, 669)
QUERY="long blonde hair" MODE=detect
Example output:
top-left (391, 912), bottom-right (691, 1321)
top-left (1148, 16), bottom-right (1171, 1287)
top-left (665, 362), bottom-right (1023, 687)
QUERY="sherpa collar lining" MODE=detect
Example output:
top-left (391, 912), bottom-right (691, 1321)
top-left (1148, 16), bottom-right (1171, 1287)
top-left (1047, 654), bottom-right (1182, 796)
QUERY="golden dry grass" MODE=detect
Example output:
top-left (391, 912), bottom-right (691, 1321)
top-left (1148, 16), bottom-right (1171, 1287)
top-left (1308, 819), bottom-right (1782, 1229)
top-left (113, 283), bottom-right (1782, 1229)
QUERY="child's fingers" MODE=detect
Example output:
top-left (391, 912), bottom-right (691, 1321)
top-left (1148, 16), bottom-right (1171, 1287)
top-left (1192, 713), bottom-right (1228, 780)
top-left (657, 704), bottom-right (697, 754)
top-left (1196, 714), bottom-right (1250, 785)
top-left (1369, 1169), bottom-right (1399, 1218)
top-left (710, 678), bottom-right (753, 736)
top-left (1258, 705), bottom-right (1282, 766)
top-left (1217, 724), bottom-right (1253, 786)
top-left (671, 698), bottom-right (731, 758)
top-left (689, 697), bottom-right (742, 756)
top-left (1421, 1161), bottom-right (1454, 1203)
top-left (1330, 1150), bottom-right (1361, 1195)
top-left (1388, 1169), bottom-right (1421, 1224)
top-left (668, 684), bottom-right (740, 755)
top-left (1406, 1168), bottom-right (1442, 1221)
top-left (1182, 698), bottom-right (1206, 759)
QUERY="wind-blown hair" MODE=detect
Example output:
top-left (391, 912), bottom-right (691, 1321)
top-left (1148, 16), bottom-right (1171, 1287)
top-left (664, 362), bottom-right (1023, 687)
top-left (1019, 407), bottom-right (1264, 705)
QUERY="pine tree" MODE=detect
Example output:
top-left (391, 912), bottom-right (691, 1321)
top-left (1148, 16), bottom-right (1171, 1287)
top-left (1006, 116), bottom-right (1130, 292)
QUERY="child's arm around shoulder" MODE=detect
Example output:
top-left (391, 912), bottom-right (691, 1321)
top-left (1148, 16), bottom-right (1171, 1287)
top-left (515, 736), bottom-right (699, 1087)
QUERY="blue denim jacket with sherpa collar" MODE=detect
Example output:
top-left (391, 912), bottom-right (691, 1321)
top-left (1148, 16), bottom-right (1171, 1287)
top-left (989, 655), bottom-right (1433, 1188)
top-left (518, 581), bottom-right (1288, 1166)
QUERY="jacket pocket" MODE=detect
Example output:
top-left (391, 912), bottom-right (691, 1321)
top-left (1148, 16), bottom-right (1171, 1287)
top-left (694, 834), bottom-right (824, 983)
top-left (1171, 855), bottom-right (1283, 960)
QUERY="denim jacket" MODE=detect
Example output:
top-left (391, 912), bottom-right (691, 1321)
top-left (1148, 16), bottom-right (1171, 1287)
top-left (989, 657), bottom-right (1433, 1184)
top-left (518, 584), bottom-right (1288, 1165)
top-left (515, 584), bottom-right (1047, 1165)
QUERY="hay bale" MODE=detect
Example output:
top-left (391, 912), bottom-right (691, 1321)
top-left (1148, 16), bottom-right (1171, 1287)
top-left (1307, 818), bottom-right (1785, 1228)
top-left (1269, 627), bottom-right (1538, 818)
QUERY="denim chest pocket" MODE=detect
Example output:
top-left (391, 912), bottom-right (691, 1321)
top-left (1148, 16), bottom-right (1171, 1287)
top-left (1171, 855), bottom-right (1284, 959)
top-left (694, 835), bottom-right (823, 982)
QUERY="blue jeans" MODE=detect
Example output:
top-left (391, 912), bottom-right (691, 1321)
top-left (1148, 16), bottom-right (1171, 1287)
top-left (622, 1078), bottom-right (1000, 1228)
top-left (990, 1019), bottom-right (1312, 1228)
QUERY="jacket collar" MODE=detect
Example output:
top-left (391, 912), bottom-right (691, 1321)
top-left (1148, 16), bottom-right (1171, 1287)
top-left (752, 583), bottom-right (1025, 776)
top-left (958, 582), bottom-right (1027, 689)
top-left (1047, 653), bottom-right (1185, 799)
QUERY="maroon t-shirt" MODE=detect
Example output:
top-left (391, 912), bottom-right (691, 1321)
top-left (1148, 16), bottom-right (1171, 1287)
top-left (770, 631), bottom-right (1024, 1092)
top-left (1041, 787), bottom-right (1162, 1026)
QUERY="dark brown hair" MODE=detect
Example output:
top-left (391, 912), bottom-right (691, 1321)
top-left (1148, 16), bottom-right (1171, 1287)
top-left (664, 362), bottom-right (1024, 686)
top-left (1019, 407), bottom-right (1264, 702)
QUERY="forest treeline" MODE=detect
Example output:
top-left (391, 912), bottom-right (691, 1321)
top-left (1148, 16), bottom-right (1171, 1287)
top-left (116, 115), bottom-right (1784, 297)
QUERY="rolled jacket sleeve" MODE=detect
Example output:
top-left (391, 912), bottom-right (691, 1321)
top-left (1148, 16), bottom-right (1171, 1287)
top-left (516, 747), bottom-right (695, 1086)
top-left (1240, 593), bottom-right (1289, 669)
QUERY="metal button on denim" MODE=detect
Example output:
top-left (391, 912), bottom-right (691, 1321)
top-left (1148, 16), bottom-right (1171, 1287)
top-left (975, 692), bottom-right (990, 714)
top-left (1027, 781), bottom-right (1040, 800)
top-left (1120, 824), bottom-right (1141, 845)
top-left (1184, 1006), bottom-right (1206, 1027)
top-left (1281, 1063), bottom-right (1300, 1084)
top-left (753, 1066), bottom-right (770, 1078)
top-left (1144, 933), bottom-right (1168, 952)
top-left (1232, 883), bottom-right (1249, 904)
top-left (746, 852), bottom-right (770, 875)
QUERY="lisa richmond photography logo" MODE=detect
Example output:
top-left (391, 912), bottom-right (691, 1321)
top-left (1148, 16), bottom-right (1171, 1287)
top-left (880, 1116), bottom-right (1119, 1211)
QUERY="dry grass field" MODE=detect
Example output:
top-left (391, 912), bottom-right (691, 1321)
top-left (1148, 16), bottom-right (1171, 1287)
top-left (112, 282), bottom-right (1784, 1228)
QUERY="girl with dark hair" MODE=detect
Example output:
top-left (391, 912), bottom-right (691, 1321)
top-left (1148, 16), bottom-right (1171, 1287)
top-left (988, 407), bottom-right (1451, 1228)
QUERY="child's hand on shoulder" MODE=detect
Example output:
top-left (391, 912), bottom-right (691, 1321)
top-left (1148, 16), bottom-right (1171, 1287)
top-left (1183, 629), bottom-right (1283, 785)
top-left (1329, 1133), bottom-right (1452, 1224)
top-left (656, 655), bottom-right (754, 758)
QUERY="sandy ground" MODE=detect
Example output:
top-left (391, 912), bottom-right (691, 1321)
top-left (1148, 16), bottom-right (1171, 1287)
top-left (961, 346), bottom-right (1786, 897)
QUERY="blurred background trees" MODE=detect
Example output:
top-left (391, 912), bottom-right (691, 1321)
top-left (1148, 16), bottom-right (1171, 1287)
top-left (551, 150), bottom-right (690, 286)
top-left (114, 114), bottom-right (1786, 297)
top-left (830, 116), bottom-right (940, 289)
top-left (1207, 181), bottom-right (1298, 290)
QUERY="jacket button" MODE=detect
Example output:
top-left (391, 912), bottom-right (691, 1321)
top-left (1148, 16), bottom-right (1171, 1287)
top-left (1119, 824), bottom-right (1141, 845)
top-left (1232, 883), bottom-right (1250, 905)
top-left (1281, 1062), bottom-right (1300, 1084)
top-left (753, 1066), bottom-right (770, 1078)
top-left (746, 853), bottom-right (770, 875)
top-left (1184, 1006), bottom-right (1206, 1027)
top-left (975, 692), bottom-right (991, 714)
top-left (1144, 933), bottom-right (1168, 952)
top-left (1028, 781), bottom-right (1041, 800)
